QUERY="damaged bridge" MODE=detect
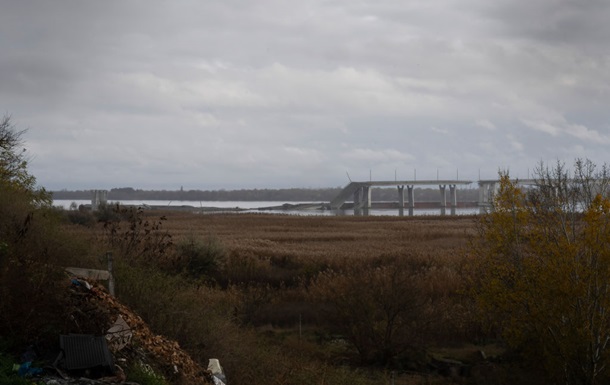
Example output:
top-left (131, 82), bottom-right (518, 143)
top-left (330, 180), bottom-right (473, 216)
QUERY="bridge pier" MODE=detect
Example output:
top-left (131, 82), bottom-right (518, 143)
top-left (477, 179), bottom-right (538, 213)
top-left (353, 188), bottom-right (362, 216)
top-left (363, 186), bottom-right (371, 216)
top-left (353, 185), bottom-right (371, 216)
top-left (439, 185), bottom-right (446, 216)
top-left (450, 185), bottom-right (457, 216)
top-left (397, 185), bottom-right (405, 217)
top-left (92, 190), bottom-right (108, 211)
top-left (408, 185), bottom-right (415, 216)
top-left (478, 181), bottom-right (497, 213)
top-left (329, 179), bottom-right (473, 216)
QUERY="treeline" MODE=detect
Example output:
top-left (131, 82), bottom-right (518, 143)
top-left (52, 186), bottom-right (481, 202)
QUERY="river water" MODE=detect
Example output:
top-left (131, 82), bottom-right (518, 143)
top-left (53, 199), bottom-right (480, 216)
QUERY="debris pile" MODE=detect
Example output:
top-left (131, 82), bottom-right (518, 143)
top-left (65, 280), bottom-right (215, 385)
top-left (7, 277), bottom-right (217, 384)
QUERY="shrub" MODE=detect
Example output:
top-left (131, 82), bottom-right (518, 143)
top-left (126, 362), bottom-right (168, 385)
top-left (0, 352), bottom-right (31, 385)
top-left (309, 255), bottom-right (435, 366)
top-left (174, 233), bottom-right (225, 280)
top-left (63, 207), bottom-right (96, 227)
top-left (473, 160), bottom-right (610, 385)
top-left (100, 205), bottom-right (173, 266)
top-left (0, 186), bottom-right (88, 348)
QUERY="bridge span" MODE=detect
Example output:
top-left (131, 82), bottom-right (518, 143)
top-left (330, 180), bottom-right (473, 216)
top-left (330, 179), bottom-right (541, 216)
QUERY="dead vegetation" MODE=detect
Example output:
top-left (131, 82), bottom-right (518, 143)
top-left (44, 208), bottom-right (529, 384)
top-left (90, 210), bottom-right (499, 383)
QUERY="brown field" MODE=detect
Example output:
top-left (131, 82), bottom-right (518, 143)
top-left (63, 209), bottom-right (524, 384)
top-left (153, 212), bottom-right (487, 378)
top-left (161, 211), bottom-right (477, 261)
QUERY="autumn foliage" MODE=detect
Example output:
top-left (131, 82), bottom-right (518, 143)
top-left (473, 160), bottom-right (610, 385)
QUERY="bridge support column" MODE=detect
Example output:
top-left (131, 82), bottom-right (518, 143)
top-left (353, 188), bottom-right (362, 216)
top-left (450, 185), bottom-right (457, 216)
top-left (478, 182), bottom-right (497, 213)
top-left (439, 185), bottom-right (447, 216)
top-left (92, 190), bottom-right (108, 211)
top-left (353, 186), bottom-right (372, 216)
top-left (397, 185), bottom-right (405, 217)
top-left (363, 186), bottom-right (371, 216)
top-left (478, 183), bottom-right (486, 214)
top-left (407, 185), bottom-right (415, 216)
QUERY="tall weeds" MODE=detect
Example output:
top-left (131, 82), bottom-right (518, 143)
top-left (83, 211), bottom-right (481, 384)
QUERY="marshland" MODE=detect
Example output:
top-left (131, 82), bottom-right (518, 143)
top-left (56, 207), bottom-right (520, 385)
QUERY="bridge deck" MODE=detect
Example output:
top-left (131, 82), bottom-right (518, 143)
top-left (330, 180), bottom-right (473, 210)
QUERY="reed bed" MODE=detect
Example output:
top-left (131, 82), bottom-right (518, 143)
top-left (59, 209), bottom-right (497, 384)
top-left (161, 212), bottom-right (476, 260)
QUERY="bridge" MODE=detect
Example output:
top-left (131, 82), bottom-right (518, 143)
top-left (330, 180), bottom-right (474, 216)
top-left (477, 179), bottom-right (537, 210)
top-left (330, 179), bottom-right (540, 216)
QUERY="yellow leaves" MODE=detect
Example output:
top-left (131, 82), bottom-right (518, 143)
top-left (473, 168), bottom-right (610, 384)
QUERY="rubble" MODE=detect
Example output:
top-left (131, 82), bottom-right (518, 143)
top-left (83, 283), bottom-right (213, 384)
top-left (207, 359), bottom-right (226, 385)
top-left (44, 278), bottom-right (215, 385)
top-left (106, 316), bottom-right (132, 352)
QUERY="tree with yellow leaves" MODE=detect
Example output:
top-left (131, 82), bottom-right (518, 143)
top-left (473, 159), bottom-right (610, 385)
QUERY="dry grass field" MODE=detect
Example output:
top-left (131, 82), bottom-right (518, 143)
top-left (62, 209), bottom-right (526, 384)
top-left (154, 212), bottom-right (491, 381)
top-left (162, 211), bottom-right (476, 262)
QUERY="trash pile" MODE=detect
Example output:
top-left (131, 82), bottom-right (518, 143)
top-left (10, 276), bottom-right (223, 385)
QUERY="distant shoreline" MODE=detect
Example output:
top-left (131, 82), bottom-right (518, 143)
top-left (51, 186), bottom-right (481, 203)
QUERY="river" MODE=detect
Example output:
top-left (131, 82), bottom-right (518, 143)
top-left (53, 199), bottom-right (480, 216)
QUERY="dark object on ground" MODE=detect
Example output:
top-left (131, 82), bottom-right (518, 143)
top-left (55, 334), bottom-right (115, 377)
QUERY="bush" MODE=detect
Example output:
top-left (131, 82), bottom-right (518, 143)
top-left (100, 205), bottom-right (173, 266)
top-left (0, 352), bottom-right (31, 385)
top-left (0, 186), bottom-right (88, 348)
top-left (174, 233), bottom-right (225, 280)
top-left (309, 255), bottom-right (436, 366)
top-left (126, 362), bottom-right (168, 385)
top-left (473, 161), bottom-right (610, 385)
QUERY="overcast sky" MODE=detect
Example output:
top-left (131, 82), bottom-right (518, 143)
top-left (2, 0), bottom-right (609, 191)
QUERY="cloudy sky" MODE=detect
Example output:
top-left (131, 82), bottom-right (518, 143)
top-left (2, 0), bottom-right (609, 190)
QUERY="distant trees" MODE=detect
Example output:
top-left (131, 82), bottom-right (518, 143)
top-left (53, 187), bottom-right (346, 202)
top-left (52, 186), bottom-right (481, 203)
top-left (473, 160), bottom-right (610, 385)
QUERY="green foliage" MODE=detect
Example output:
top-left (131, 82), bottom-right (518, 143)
top-left (126, 362), bottom-right (169, 385)
top-left (0, 115), bottom-right (50, 205)
top-left (64, 209), bottom-right (96, 227)
top-left (174, 233), bottom-right (225, 279)
top-left (473, 160), bottom-right (610, 385)
top-left (0, 184), bottom-right (89, 347)
top-left (0, 115), bottom-right (82, 348)
top-left (0, 352), bottom-right (30, 385)
top-left (95, 202), bottom-right (120, 222)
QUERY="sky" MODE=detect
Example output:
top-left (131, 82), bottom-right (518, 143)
top-left (2, 0), bottom-right (609, 191)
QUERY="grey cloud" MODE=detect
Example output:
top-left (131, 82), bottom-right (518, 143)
top-left (2, 0), bottom-right (610, 190)
top-left (480, 0), bottom-right (610, 48)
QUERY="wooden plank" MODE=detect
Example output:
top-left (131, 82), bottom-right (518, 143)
top-left (65, 267), bottom-right (110, 281)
